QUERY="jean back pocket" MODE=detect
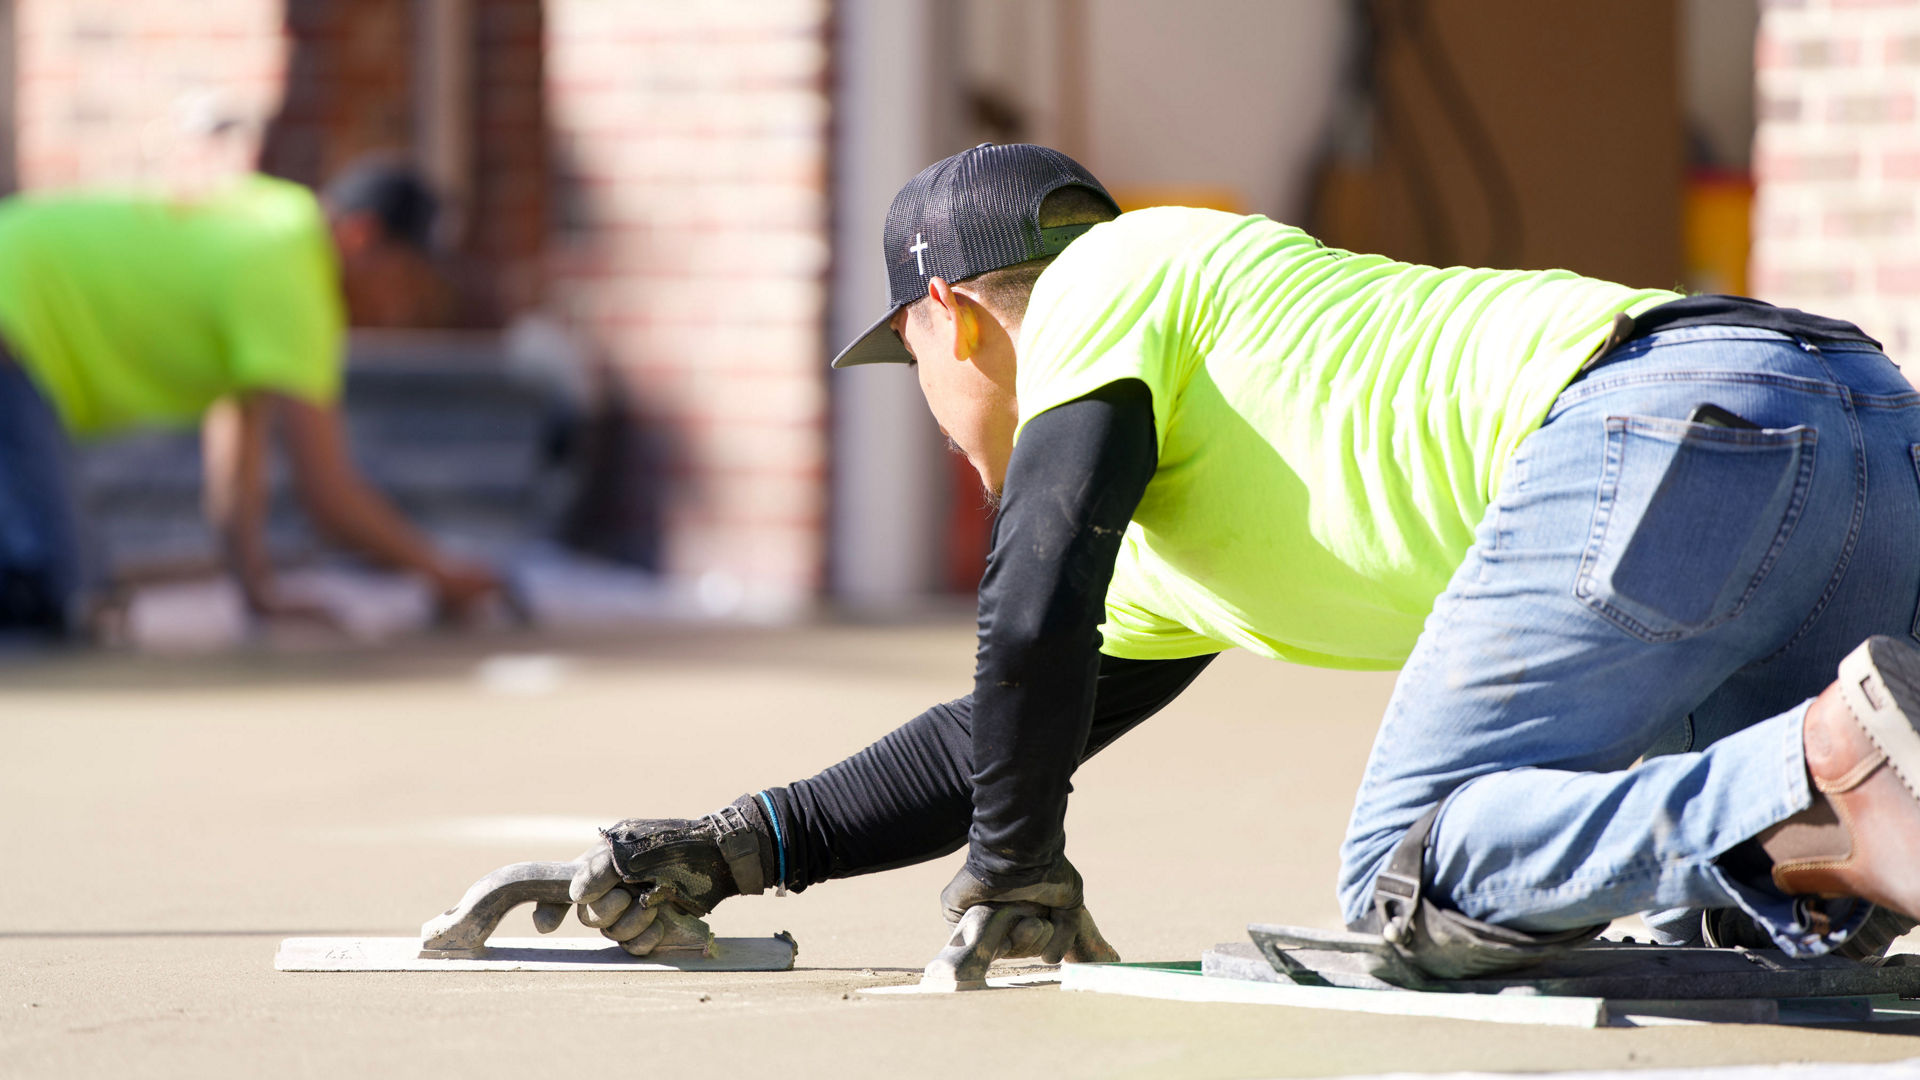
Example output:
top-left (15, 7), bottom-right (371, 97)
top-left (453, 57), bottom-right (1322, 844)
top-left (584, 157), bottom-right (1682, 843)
top-left (1576, 415), bottom-right (1818, 643)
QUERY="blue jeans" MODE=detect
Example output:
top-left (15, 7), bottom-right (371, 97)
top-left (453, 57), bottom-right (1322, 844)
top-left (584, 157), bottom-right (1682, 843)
top-left (1336, 326), bottom-right (1920, 955)
top-left (0, 356), bottom-right (83, 635)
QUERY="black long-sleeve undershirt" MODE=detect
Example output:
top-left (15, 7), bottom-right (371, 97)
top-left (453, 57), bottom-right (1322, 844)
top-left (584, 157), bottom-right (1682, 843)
top-left (762, 378), bottom-right (1195, 891)
top-left (965, 378), bottom-right (1162, 886)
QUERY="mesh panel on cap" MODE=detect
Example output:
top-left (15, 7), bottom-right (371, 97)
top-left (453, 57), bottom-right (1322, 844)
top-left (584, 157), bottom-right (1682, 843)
top-left (835, 143), bottom-right (1115, 368)
top-left (880, 143), bottom-right (1116, 311)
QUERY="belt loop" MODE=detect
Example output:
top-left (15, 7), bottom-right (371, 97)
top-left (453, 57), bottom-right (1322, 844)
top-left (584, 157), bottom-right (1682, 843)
top-left (1575, 310), bottom-right (1639, 379)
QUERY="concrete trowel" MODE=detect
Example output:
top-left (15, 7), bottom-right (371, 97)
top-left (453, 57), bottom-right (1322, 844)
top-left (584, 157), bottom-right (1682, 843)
top-left (275, 859), bottom-right (797, 972)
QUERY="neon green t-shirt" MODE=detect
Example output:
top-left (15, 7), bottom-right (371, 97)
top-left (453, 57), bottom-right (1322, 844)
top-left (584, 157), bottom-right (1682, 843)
top-left (1015, 207), bottom-right (1679, 669)
top-left (0, 175), bottom-right (343, 438)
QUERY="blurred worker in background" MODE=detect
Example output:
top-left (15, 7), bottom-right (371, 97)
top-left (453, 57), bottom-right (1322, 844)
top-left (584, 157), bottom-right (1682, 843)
top-left (0, 160), bottom-right (500, 639)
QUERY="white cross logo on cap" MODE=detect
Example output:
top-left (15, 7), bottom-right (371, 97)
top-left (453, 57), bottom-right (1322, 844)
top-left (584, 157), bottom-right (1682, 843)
top-left (910, 233), bottom-right (930, 276)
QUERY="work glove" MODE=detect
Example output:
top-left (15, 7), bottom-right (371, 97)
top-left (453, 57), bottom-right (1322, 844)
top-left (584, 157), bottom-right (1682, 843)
top-left (536, 816), bottom-right (750, 956)
top-left (928, 854), bottom-right (1120, 982)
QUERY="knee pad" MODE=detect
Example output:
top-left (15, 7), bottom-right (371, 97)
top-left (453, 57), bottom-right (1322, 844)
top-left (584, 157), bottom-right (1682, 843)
top-left (1358, 804), bottom-right (1606, 982)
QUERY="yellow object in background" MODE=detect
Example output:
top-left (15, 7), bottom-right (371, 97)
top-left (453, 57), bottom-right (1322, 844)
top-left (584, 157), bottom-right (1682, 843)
top-left (1108, 185), bottom-right (1245, 214)
top-left (1684, 171), bottom-right (1752, 297)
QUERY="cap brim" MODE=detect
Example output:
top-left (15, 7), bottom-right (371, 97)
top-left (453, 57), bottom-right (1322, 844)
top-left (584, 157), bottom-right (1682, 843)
top-left (830, 305), bottom-right (913, 368)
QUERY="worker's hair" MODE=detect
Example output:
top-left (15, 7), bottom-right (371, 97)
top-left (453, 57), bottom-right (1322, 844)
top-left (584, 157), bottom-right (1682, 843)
top-left (323, 157), bottom-right (439, 251)
top-left (909, 184), bottom-right (1118, 333)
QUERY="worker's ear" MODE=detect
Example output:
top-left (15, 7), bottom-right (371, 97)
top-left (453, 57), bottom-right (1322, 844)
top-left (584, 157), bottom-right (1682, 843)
top-left (331, 211), bottom-right (384, 260)
top-left (924, 277), bottom-right (981, 363)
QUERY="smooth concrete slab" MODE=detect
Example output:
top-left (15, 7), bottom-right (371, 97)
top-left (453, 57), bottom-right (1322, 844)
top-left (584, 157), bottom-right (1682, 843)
top-left (12, 623), bottom-right (1920, 1079)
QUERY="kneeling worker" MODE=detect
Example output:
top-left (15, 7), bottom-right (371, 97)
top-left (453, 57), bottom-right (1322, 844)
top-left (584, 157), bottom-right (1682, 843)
top-left (0, 162), bottom-right (498, 637)
top-left (534, 144), bottom-right (1920, 977)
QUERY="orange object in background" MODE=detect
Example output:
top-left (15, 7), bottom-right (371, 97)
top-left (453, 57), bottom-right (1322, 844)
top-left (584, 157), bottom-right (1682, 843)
top-left (1684, 170), bottom-right (1753, 297)
top-left (1107, 185), bottom-right (1246, 214)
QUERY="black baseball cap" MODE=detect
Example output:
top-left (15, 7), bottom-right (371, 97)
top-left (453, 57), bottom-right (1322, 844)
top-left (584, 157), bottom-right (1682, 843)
top-left (323, 157), bottom-right (439, 251)
top-left (830, 143), bottom-right (1119, 368)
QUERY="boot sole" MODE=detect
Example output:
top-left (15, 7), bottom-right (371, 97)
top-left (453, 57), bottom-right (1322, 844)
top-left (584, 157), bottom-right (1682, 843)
top-left (1839, 636), bottom-right (1920, 802)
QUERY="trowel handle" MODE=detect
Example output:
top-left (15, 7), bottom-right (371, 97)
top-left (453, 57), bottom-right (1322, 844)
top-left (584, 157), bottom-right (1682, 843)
top-left (419, 860), bottom-right (578, 954)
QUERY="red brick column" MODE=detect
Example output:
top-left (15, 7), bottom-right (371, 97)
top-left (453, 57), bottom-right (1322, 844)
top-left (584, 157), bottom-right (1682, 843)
top-left (1754, 0), bottom-right (1920, 380)
top-left (545, 0), bottom-right (832, 613)
top-left (257, 0), bottom-right (415, 186)
top-left (469, 0), bottom-right (548, 317)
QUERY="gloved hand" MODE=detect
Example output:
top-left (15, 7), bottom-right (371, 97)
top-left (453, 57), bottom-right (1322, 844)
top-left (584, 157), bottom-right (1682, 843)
top-left (931, 854), bottom-right (1120, 978)
top-left (537, 817), bottom-right (748, 956)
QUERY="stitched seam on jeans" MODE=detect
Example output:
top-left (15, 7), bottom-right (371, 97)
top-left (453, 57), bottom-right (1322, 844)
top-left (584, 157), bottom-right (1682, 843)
top-left (1728, 427), bottom-right (1820, 620)
top-left (1555, 370), bottom-right (1848, 411)
top-left (1583, 603), bottom-right (1684, 644)
top-left (1767, 381), bottom-right (1870, 663)
top-left (1851, 390), bottom-right (1920, 410)
top-left (1450, 852), bottom-right (1705, 908)
top-left (1573, 418), bottom-right (1630, 631)
top-left (1479, 449), bottom-right (1531, 582)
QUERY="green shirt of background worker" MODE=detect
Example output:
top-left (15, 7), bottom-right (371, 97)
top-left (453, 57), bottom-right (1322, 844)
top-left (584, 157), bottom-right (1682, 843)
top-left (0, 163), bottom-right (498, 636)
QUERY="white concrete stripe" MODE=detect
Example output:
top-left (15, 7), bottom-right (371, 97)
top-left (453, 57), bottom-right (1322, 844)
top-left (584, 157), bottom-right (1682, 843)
top-left (1325, 1062), bottom-right (1920, 1080)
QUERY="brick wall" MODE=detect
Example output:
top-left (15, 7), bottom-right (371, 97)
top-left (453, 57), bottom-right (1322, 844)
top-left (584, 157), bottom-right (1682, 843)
top-left (544, 0), bottom-right (832, 613)
top-left (258, 1), bottom-right (414, 184)
top-left (260, 0), bottom-right (549, 327)
top-left (470, 0), bottom-right (548, 316)
top-left (1754, 0), bottom-right (1920, 379)
top-left (15, 0), bottom-right (285, 191)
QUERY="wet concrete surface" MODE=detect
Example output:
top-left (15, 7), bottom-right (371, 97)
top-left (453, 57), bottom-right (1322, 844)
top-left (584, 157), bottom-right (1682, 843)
top-left (5, 619), bottom-right (1920, 1078)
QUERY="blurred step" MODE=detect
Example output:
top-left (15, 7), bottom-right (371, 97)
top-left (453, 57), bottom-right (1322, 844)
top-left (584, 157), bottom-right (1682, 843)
top-left (75, 331), bottom-right (583, 573)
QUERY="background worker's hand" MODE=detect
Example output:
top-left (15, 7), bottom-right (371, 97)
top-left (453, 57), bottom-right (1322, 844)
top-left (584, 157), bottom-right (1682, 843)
top-left (536, 818), bottom-right (743, 956)
top-left (427, 558), bottom-right (502, 625)
top-left (935, 854), bottom-right (1121, 968)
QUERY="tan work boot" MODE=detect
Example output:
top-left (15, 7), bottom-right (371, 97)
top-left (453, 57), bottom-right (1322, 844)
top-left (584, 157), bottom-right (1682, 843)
top-left (1760, 636), bottom-right (1920, 921)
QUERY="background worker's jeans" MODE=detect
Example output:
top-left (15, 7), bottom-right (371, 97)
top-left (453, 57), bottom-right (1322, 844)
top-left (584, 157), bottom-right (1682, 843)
top-left (0, 355), bottom-right (83, 635)
top-left (1336, 326), bottom-right (1920, 955)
